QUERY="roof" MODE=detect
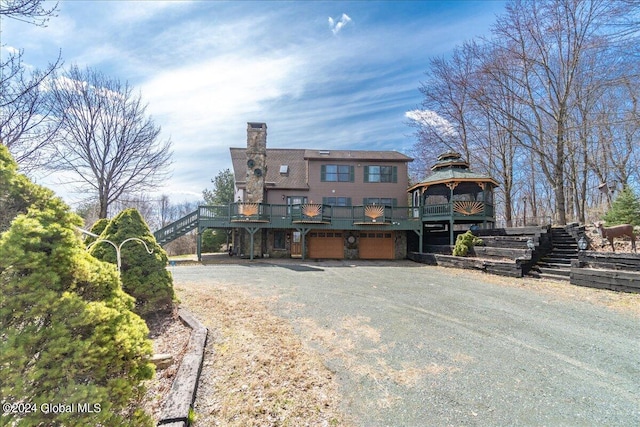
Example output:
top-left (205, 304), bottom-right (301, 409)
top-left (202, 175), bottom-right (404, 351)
top-left (407, 152), bottom-right (499, 192)
top-left (230, 148), bottom-right (309, 190)
top-left (303, 149), bottom-right (413, 162)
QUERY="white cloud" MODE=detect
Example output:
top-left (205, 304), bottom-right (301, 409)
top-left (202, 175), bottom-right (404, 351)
top-left (328, 13), bottom-right (352, 35)
top-left (141, 53), bottom-right (305, 134)
top-left (3, 45), bottom-right (20, 55)
top-left (405, 109), bottom-right (458, 138)
top-left (110, 1), bottom-right (193, 24)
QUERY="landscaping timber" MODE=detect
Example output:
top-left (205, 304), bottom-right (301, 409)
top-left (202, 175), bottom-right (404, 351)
top-left (570, 268), bottom-right (640, 293)
top-left (577, 251), bottom-right (640, 271)
top-left (408, 252), bottom-right (525, 278)
top-left (570, 251), bottom-right (640, 293)
top-left (157, 308), bottom-right (208, 427)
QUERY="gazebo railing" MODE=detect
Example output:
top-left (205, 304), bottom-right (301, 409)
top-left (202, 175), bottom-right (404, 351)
top-left (422, 202), bottom-right (494, 218)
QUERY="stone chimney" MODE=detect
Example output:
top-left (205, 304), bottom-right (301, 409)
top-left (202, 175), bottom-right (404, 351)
top-left (245, 122), bottom-right (267, 203)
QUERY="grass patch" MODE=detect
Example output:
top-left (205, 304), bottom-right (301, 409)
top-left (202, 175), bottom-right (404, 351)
top-left (176, 283), bottom-right (350, 426)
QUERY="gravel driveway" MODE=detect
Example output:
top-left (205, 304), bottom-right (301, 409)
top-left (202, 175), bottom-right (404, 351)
top-left (172, 260), bottom-right (640, 426)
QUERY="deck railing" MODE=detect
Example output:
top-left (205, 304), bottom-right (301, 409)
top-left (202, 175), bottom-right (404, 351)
top-left (192, 202), bottom-right (494, 229)
top-left (196, 203), bottom-right (421, 227)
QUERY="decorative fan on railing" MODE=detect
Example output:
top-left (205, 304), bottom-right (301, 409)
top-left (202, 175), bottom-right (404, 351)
top-left (238, 203), bottom-right (259, 216)
top-left (301, 203), bottom-right (322, 219)
top-left (453, 201), bottom-right (484, 215)
top-left (365, 205), bottom-right (385, 221)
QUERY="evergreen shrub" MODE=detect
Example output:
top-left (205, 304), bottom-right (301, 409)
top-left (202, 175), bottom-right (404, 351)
top-left (89, 208), bottom-right (175, 318)
top-left (0, 148), bottom-right (154, 426)
top-left (453, 230), bottom-right (484, 257)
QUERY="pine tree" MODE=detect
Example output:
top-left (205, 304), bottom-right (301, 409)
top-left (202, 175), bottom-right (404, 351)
top-left (89, 208), bottom-right (175, 318)
top-left (0, 145), bottom-right (54, 232)
top-left (0, 147), bottom-right (155, 426)
top-left (603, 186), bottom-right (640, 227)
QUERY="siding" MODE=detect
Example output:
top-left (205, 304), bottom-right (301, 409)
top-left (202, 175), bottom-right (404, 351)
top-left (306, 159), bottom-right (409, 206)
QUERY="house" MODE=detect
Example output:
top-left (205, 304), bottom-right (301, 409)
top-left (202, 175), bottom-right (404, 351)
top-left (228, 122), bottom-right (418, 260)
top-left (153, 123), bottom-right (498, 260)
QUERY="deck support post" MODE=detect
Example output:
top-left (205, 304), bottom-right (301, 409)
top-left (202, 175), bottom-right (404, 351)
top-left (295, 227), bottom-right (311, 260)
top-left (246, 227), bottom-right (260, 260)
top-left (196, 229), bottom-right (202, 261)
top-left (412, 227), bottom-right (424, 253)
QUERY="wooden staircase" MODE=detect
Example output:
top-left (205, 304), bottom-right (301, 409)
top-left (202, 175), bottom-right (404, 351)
top-left (528, 227), bottom-right (579, 281)
top-left (154, 210), bottom-right (199, 246)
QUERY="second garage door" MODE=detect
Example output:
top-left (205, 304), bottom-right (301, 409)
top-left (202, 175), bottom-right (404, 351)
top-left (308, 231), bottom-right (344, 259)
top-left (359, 232), bottom-right (394, 259)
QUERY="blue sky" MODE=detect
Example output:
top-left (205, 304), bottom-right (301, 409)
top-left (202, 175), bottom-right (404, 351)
top-left (3, 0), bottom-right (505, 205)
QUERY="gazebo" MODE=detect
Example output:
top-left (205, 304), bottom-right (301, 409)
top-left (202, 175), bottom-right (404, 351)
top-left (408, 152), bottom-right (499, 245)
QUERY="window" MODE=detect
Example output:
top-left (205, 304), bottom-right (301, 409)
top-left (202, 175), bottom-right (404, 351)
top-left (321, 164), bottom-right (354, 182)
top-left (323, 197), bottom-right (352, 206)
top-left (286, 196), bottom-right (307, 205)
top-left (364, 165), bottom-right (397, 183)
top-left (363, 198), bottom-right (397, 206)
top-left (273, 231), bottom-right (286, 250)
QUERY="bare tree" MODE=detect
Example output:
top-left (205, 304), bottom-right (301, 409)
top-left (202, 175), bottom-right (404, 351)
top-left (487, 0), bottom-right (637, 224)
top-left (1, 0), bottom-right (61, 171)
top-left (158, 194), bottom-right (176, 228)
top-left (0, 0), bottom-right (58, 26)
top-left (47, 65), bottom-right (172, 218)
top-left (410, 0), bottom-right (639, 227)
top-left (0, 50), bottom-right (61, 172)
top-left (412, 44), bottom-right (484, 169)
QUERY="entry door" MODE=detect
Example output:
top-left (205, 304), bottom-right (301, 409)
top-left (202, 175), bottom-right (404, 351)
top-left (291, 231), bottom-right (302, 258)
top-left (287, 196), bottom-right (308, 216)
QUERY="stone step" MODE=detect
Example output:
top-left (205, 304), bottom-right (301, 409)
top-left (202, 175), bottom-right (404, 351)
top-left (541, 255), bottom-right (576, 262)
top-left (538, 261), bottom-right (572, 269)
top-left (551, 247), bottom-right (578, 253)
top-left (538, 267), bottom-right (571, 277)
top-left (553, 241), bottom-right (578, 246)
top-left (538, 272), bottom-right (571, 281)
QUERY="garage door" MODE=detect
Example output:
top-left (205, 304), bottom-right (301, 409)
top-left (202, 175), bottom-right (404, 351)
top-left (308, 231), bottom-right (344, 259)
top-left (360, 232), bottom-right (394, 259)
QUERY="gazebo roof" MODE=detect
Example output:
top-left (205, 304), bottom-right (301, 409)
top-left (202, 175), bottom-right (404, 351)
top-left (407, 152), bottom-right (499, 192)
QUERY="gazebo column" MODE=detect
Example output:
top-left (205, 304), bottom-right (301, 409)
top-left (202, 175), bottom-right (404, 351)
top-left (478, 181), bottom-right (487, 230)
top-left (446, 182), bottom-right (458, 246)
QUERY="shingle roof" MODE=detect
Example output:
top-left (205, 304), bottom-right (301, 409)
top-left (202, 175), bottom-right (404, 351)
top-left (303, 150), bottom-right (412, 162)
top-left (407, 152), bottom-right (499, 192)
top-left (407, 167), bottom-right (499, 192)
top-left (230, 148), bottom-right (309, 190)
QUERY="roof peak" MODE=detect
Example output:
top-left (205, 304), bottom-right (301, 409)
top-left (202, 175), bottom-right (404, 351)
top-left (432, 151), bottom-right (469, 171)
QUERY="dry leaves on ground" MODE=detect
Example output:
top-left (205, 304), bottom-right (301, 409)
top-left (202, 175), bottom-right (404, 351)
top-left (443, 266), bottom-right (640, 316)
top-left (175, 283), bottom-right (350, 427)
